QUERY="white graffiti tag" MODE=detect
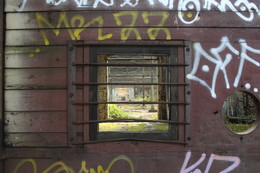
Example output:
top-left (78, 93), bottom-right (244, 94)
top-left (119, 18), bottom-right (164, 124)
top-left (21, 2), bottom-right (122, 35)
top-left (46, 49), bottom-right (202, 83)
top-left (18, 0), bottom-right (260, 23)
top-left (18, 0), bottom-right (28, 11)
top-left (187, 37), bottom-right (260, 98)
top-left (120, 0), bottom-right (139, 7)
top-left (148, 0), bottom-right (174, 9)
top-left (120, 0), bottom-right (140, 7)
top-left (74, 0), bottom-right (88, 7)
top-left (46, 0), bottom-right (67, 5)
top-left (234, 39), bottom-right (260, 87)
top-left (180, 151), bottom-right (241, 173)
top-left (93, 0), bottom-right (114, 8)
top-left (204, 0), bottom-right (260, 22)
top-left (178, 0), bottom-right (260, 24)
top-left (178, 0), bottom-right (200, 24)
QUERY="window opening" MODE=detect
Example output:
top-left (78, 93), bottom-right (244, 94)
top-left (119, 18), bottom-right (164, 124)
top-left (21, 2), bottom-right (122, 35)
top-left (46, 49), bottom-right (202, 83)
top-left (87, 46), bottom-right (189, 141)
top-left (98, 55), bottom-right (169, 132)
top-left (68, 43), bottom-right (192, 144)
top-left (221, 91), bottom-right (259, 134)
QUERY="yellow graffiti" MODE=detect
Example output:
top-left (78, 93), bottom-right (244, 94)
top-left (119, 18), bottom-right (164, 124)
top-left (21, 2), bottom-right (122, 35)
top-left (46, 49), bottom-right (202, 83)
top-left (36, 12), bottom-right (76, 46)
top-left (35, 11), bottom-right (174, 46)
top-left (11, 159), bottom-right (37, 173)
top-left (28, 48), bottom-right (41, 58)
top-left (79, 155), bottom-right (134, 173)
top-left (71, 15), bottom-right (113, 41)
top-left (12, 155), bottom-right (134, 173)
top-left (35, 48), bottom-right (41, 53)
top-left (113, 11), bottom-right (142, 41)
top-left (106, 155), bottom-right (134, 172)
top-left (71, 14), bottom-right (85, 40)
top-left (187, 12), bottom-right (193, 19)
top-left (43, 161), bottom-right (75, 173)
top-left (36, 12), bottom-right (112, 46)
top-left (142, 11), bottom-right (171, 40)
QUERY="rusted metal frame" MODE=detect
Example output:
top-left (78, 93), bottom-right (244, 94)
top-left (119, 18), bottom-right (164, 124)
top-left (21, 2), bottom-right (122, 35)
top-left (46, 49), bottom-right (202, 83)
top-left (72, 82), bottom-right (189, 86)
top-left (4, 41), bottom-right (185, 47)
top-left (101, 58), bottom-right (161, 60)
top-left (176, 46), bottom-right (186, 143)
top-left (71, 41), bottom-right (187, 47)
top-left (83, 44), bottom-right (90, 143)
top-left (168, 47), bottom-right (179, 141)
top-left (73, 119), bottom-right (190, 124)
top-left (184, 41), bottom-right (192, 146)
top-left (72, 101), bottom-right (190, 105)
top-left (0, 0), bottom-right (4, 167)
top-left (73, 42), bottom-right (186, 47)
top-left (74, 40), bottom-right (85, 145)
top-left (73, 63), bottom-right (189, 67)
top-left (72, 138), bottom-right (188, 145)
top-left (67, 41), bottom-right (77, 147)
top-left (88, 45), bottom-right (187, 141)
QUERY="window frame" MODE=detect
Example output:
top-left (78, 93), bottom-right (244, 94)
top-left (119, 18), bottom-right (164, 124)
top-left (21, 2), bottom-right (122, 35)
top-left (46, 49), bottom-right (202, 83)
top-left (68, 41), bottom-right (192, 145)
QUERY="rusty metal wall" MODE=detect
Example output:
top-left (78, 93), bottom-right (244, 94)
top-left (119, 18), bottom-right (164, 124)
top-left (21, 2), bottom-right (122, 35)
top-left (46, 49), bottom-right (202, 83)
top-left (2, 0), bottom-right (260, 172)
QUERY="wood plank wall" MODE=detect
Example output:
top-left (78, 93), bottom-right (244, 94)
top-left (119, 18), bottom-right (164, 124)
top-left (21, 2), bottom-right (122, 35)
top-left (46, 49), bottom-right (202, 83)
top-left (4, 6), bottom-right (69, 146)
top-left (3, 0), bottom-right (260, 148)
top-left (4, 46), bottom-right (68, 146)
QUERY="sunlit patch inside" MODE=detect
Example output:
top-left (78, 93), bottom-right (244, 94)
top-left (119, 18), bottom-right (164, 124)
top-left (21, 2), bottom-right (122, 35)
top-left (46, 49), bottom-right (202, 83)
top-left (98, 55), bottom-right (170, 132)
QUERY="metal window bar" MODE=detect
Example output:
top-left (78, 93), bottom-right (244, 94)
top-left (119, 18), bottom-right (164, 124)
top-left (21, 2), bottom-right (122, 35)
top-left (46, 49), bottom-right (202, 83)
top-left (184, 41), bottom-right (192, 145)
top-left (72, 138), bottom-right (189, 145)
top-left (72, 43), bottom-right (187, 47)
top-left (68, 41), bottom-right (192, 145)
top-left (73, 119), bottom-right (190, 125)
top-left (68, 41), bottom-right (78, 146)
top-left (73, 63), bottom-right (188, 67)
top-left (72, 82), bottom-right (189, 86)
top-left (72, 101), bottom-right (190, 105)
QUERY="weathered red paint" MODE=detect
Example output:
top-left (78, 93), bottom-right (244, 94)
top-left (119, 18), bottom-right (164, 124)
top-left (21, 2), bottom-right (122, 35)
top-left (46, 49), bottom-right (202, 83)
top-left (1, 0), bottom-right (260, 172)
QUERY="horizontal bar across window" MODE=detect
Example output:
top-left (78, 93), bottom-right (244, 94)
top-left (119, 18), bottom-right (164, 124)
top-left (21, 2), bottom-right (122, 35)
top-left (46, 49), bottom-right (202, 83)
top-left (72, 101), bottom-right (190, 105)
top-left (73, 119), bottom-right (190, 124)
top-left (72, 82), bottom-right (189, 86)
top-left (72, 139), bottom-right (188, 145)
top-left (73, 63), bottom-right (188, 67)
top-left (72, 43), bottom-right (186, 47)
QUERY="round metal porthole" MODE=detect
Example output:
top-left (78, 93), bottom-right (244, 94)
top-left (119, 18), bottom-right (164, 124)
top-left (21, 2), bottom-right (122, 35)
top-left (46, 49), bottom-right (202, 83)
top-left (221, 91), bottom-right (259, 135)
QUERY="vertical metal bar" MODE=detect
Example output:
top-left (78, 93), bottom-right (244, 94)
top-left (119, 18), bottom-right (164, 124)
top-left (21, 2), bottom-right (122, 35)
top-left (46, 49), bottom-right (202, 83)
top-left (184, 41), bottom-right (192, 146)
top-left (0, 0), bottom-right (4, 170)
top-left (89, 47), bottom-right (98, 141)
top-left (75, 40), bottom-right (84, 144)
top-left (177, 44), bottom-right (185, 143)
top-left (68, 41), bottom-right (77, 147)
top-left (169, 48), bottom-right (179, 140)
top-left (83, 45), bottom-right (90, 143)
